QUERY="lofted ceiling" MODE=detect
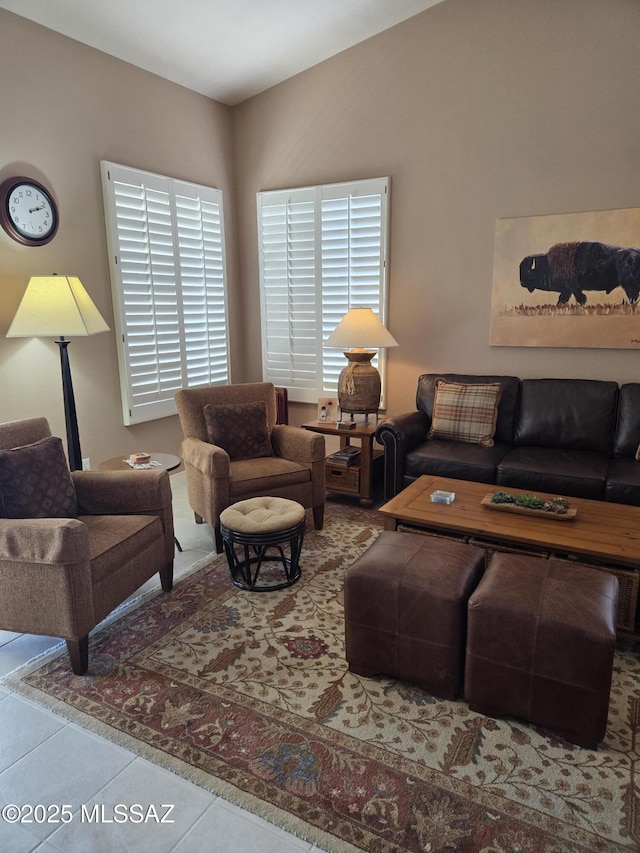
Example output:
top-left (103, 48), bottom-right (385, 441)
top-left (0, 0), bottom-right (444, 105)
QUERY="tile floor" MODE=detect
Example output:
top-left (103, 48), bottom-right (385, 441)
top-left (0, 471), bottom-right (328, 852)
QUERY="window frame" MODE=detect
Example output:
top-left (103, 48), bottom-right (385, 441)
top-left (101, 161), bottom-right (231, 425)
top-left (257, 176), bottom-right (391, 406)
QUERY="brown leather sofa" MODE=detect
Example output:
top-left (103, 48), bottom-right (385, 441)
top-left (376, 374), bottom-right (640, 504)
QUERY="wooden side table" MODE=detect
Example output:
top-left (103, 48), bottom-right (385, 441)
top-left (98, 453), bottom-right (183, 550)
top-left (301, 420), bottom-right (384, 507)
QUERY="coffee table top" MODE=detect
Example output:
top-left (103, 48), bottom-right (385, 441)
top-left (379, 475), bottom-right (640, 569)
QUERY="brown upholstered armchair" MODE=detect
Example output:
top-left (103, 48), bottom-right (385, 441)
top-left (175, 382), bottom-right (325, 552)
top-left (0, 417), bottom-right (174, 675)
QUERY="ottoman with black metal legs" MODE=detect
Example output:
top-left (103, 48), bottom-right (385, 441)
top-left (219, 496), bottom-right (306, 591)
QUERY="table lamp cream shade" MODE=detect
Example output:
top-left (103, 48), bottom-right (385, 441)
top-left (325, 307), bottom-right (398, 417)
top-left (6, 275), bottom-right (110, 337)
top-left (325, 307), bottom-right (398, 350)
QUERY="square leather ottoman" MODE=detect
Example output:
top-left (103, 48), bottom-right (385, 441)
top-left (465, 553), bottom-right (619, 748)
top-left (344, 531), bottom-right (484, 699)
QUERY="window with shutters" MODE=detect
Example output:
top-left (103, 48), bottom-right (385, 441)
top-left (101, 162), bottom-right (230, 425)
top-left (257, 177), bottom-right (390, 405)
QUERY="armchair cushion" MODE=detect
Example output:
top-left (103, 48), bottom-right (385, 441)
top-left (204, 401), bottom-right (274, 461)
top-left (427, 379), bottom-right (502, 448)
top-left (229, 456), bottom-right (312, 498)
top-left (0, 436), bottom-right (77, 519)
top-left (83, 514), bottom-right (162, 584)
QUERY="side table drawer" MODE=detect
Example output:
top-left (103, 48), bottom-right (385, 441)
top-left (326, 464), bottom-right (360, 493)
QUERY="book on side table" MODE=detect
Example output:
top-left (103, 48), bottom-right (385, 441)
top-left (326, 448), bottom-right (361, 467)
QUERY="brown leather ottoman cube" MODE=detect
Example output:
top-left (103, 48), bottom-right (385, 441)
top-left (465, 553), bottom-right (619, 748)
top-left (344, 531), bottom-right (485, 699)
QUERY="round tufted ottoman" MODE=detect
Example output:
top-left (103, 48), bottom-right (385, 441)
top-left (219, 497), bottom-right (306, 591)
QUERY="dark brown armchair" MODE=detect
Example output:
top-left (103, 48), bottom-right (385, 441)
top-left (0, 417), bottom-right (174, 674)
top-left (175, 382), bottom-right (325, 552)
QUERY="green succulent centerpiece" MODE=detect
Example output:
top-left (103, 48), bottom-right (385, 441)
top-left (490, 490), bottom-right (569, 514)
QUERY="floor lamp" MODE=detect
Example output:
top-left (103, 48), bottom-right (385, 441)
top-left (6, 275), bottom-right (110, 471)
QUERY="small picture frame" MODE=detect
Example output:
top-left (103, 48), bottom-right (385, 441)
top-left (317, 397), bottom-right (339, 422)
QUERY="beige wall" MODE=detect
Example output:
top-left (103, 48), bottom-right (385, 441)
top-left (0, 9), bottom-right (239, 464)
top-left (234, 0), bottom-right (640, 425)
top-left (1, 0), bottom-right (640, 458)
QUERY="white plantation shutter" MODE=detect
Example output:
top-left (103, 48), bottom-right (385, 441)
top-left (101, 162), bottom-right (230, 425)
top-left (257, 177), bottom-right (389, 405)
top-left (321, 187), bottom-right (386, 395)
top-left (175, 191), bottom-right (229, 387)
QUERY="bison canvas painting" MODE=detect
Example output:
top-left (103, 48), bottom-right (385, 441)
top-left (490, 207), bottom-right (640, 348)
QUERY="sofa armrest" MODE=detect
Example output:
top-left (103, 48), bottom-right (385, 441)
top-left (271, 424), bottom-right (326, 463)
top-left (376, 411), bottom-right (431, 500)
top-left (0, 518), bottom-right (95, 637)
top-left (72, 469), bottom-right (172, 514)
top-left (0, 517), bottom-right (88, 564)
top-left (179, 436), bottom-right (230, 477)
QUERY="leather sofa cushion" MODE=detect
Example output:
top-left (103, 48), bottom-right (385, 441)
top-left (513, 379), bottom-right (618, 453)
top-left (613, 383), bottom-right (640, 457)
top-left (605, 457), bottom-right (640, 505)
top-left (405, 440), bottom-right (511, 485)
top-left (497, 446), bottom-right (610, 500)
top-left (416, 374), bottom-right (520, 447)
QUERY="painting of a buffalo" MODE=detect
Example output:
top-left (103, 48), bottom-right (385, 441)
top-left (520, 241), bottom-right (640, 305)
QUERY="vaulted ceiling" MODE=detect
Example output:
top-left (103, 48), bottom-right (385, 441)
top-left (0, 0), bottom-right (444, 105)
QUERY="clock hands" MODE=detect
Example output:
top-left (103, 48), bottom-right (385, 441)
top-left (29, 204), bottom-right (46, 214)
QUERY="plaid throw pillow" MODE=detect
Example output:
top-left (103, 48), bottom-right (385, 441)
top-left (204, 401), bottom-right (274, 461)
top-left (427, 379), bottom-right (502, 447)
top-left (0, 436), bottom-right (77, 518)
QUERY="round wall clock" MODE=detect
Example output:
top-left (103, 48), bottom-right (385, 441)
top-left (0, 176), bottom-right (59, 246)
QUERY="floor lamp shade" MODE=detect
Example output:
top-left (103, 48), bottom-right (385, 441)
top-left (6, 275), bottom-right (110, 471)
top-left (325, 307), bottom-right (398, 418)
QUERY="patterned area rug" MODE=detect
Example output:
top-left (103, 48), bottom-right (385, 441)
top-left (4, 503), bottom-right (640, 852)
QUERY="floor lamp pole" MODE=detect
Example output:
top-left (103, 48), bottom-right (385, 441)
top-left (55, 336), bottom-right (82, 471)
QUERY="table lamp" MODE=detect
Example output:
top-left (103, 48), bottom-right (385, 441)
top-left (325, 307), bottom-right (398, 422)
top-left (6, 274), bottom-right (110, 471)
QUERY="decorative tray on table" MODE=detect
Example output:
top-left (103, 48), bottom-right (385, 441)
top-left (481, 490), bottom-right (577, 521)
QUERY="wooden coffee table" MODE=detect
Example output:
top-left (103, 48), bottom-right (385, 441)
top-left (379, 475), bottom-right (640, 637)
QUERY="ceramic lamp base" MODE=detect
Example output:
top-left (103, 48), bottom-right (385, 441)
top-left (337, 350), bottom-right (380, 417)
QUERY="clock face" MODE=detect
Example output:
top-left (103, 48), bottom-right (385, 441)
top-left (0, 177), bottom-right (59, 246)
